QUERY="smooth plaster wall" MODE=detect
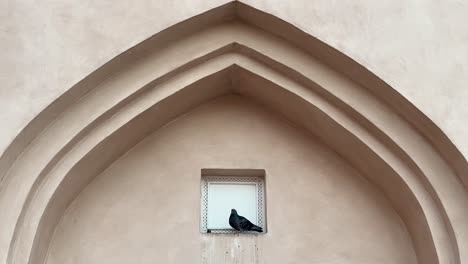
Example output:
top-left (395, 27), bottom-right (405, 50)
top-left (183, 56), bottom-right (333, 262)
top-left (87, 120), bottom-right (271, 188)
top-left (46, 96), bottom-right (417, 264)
top-left (1, 0), bottom-right (468, 161)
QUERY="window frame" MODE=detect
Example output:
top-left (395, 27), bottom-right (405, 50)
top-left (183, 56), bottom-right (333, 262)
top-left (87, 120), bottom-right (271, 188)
top-left (200, 169), bottom-right (266, 234)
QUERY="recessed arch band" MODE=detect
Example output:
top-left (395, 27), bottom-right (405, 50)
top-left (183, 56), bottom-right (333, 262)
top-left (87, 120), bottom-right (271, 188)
top-left (0, 2), bottom-right (466, 264)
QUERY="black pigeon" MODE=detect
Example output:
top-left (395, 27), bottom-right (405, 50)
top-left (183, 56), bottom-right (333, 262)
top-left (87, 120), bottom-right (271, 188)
top-left (229, 209), bottom-right (263, 232)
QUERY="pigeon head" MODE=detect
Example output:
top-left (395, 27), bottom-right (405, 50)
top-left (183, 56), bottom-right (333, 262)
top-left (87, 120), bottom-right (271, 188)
top-left (231, 209), bottom-right (237, 214)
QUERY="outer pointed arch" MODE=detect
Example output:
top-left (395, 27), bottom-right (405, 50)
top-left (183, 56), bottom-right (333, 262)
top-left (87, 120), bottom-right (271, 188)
top-left (0, 2), bottom-right (466, 264)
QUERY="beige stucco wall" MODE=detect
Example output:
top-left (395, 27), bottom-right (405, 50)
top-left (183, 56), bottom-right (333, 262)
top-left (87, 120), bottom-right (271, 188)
top-left (46, 95), bottom-right (417, 263)
top-left (1, 0), bottom-right (468, 160)
top-left (1, 2), bottom-right (467, 264)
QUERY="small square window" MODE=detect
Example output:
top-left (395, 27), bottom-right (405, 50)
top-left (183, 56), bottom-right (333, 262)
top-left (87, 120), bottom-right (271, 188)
top-left (200, 169), bottom-right (266, 234)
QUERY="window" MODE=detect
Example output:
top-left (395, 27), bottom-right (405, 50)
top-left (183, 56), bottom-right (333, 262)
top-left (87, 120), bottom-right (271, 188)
top-left (200, 169), bottom-right (266, 234)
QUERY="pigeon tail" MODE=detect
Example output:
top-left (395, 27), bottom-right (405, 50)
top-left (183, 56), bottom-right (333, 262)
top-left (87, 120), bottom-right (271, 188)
top-left (250, 225), bottom-right (263, 232)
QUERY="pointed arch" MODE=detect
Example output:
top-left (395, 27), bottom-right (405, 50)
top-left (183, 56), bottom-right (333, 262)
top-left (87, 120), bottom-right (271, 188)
top-left (0, 2), bottom-right (466, 264)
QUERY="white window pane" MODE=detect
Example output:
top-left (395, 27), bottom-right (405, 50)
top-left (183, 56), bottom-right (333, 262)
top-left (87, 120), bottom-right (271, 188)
top-left (207, 183), bottom-right (258, 229)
